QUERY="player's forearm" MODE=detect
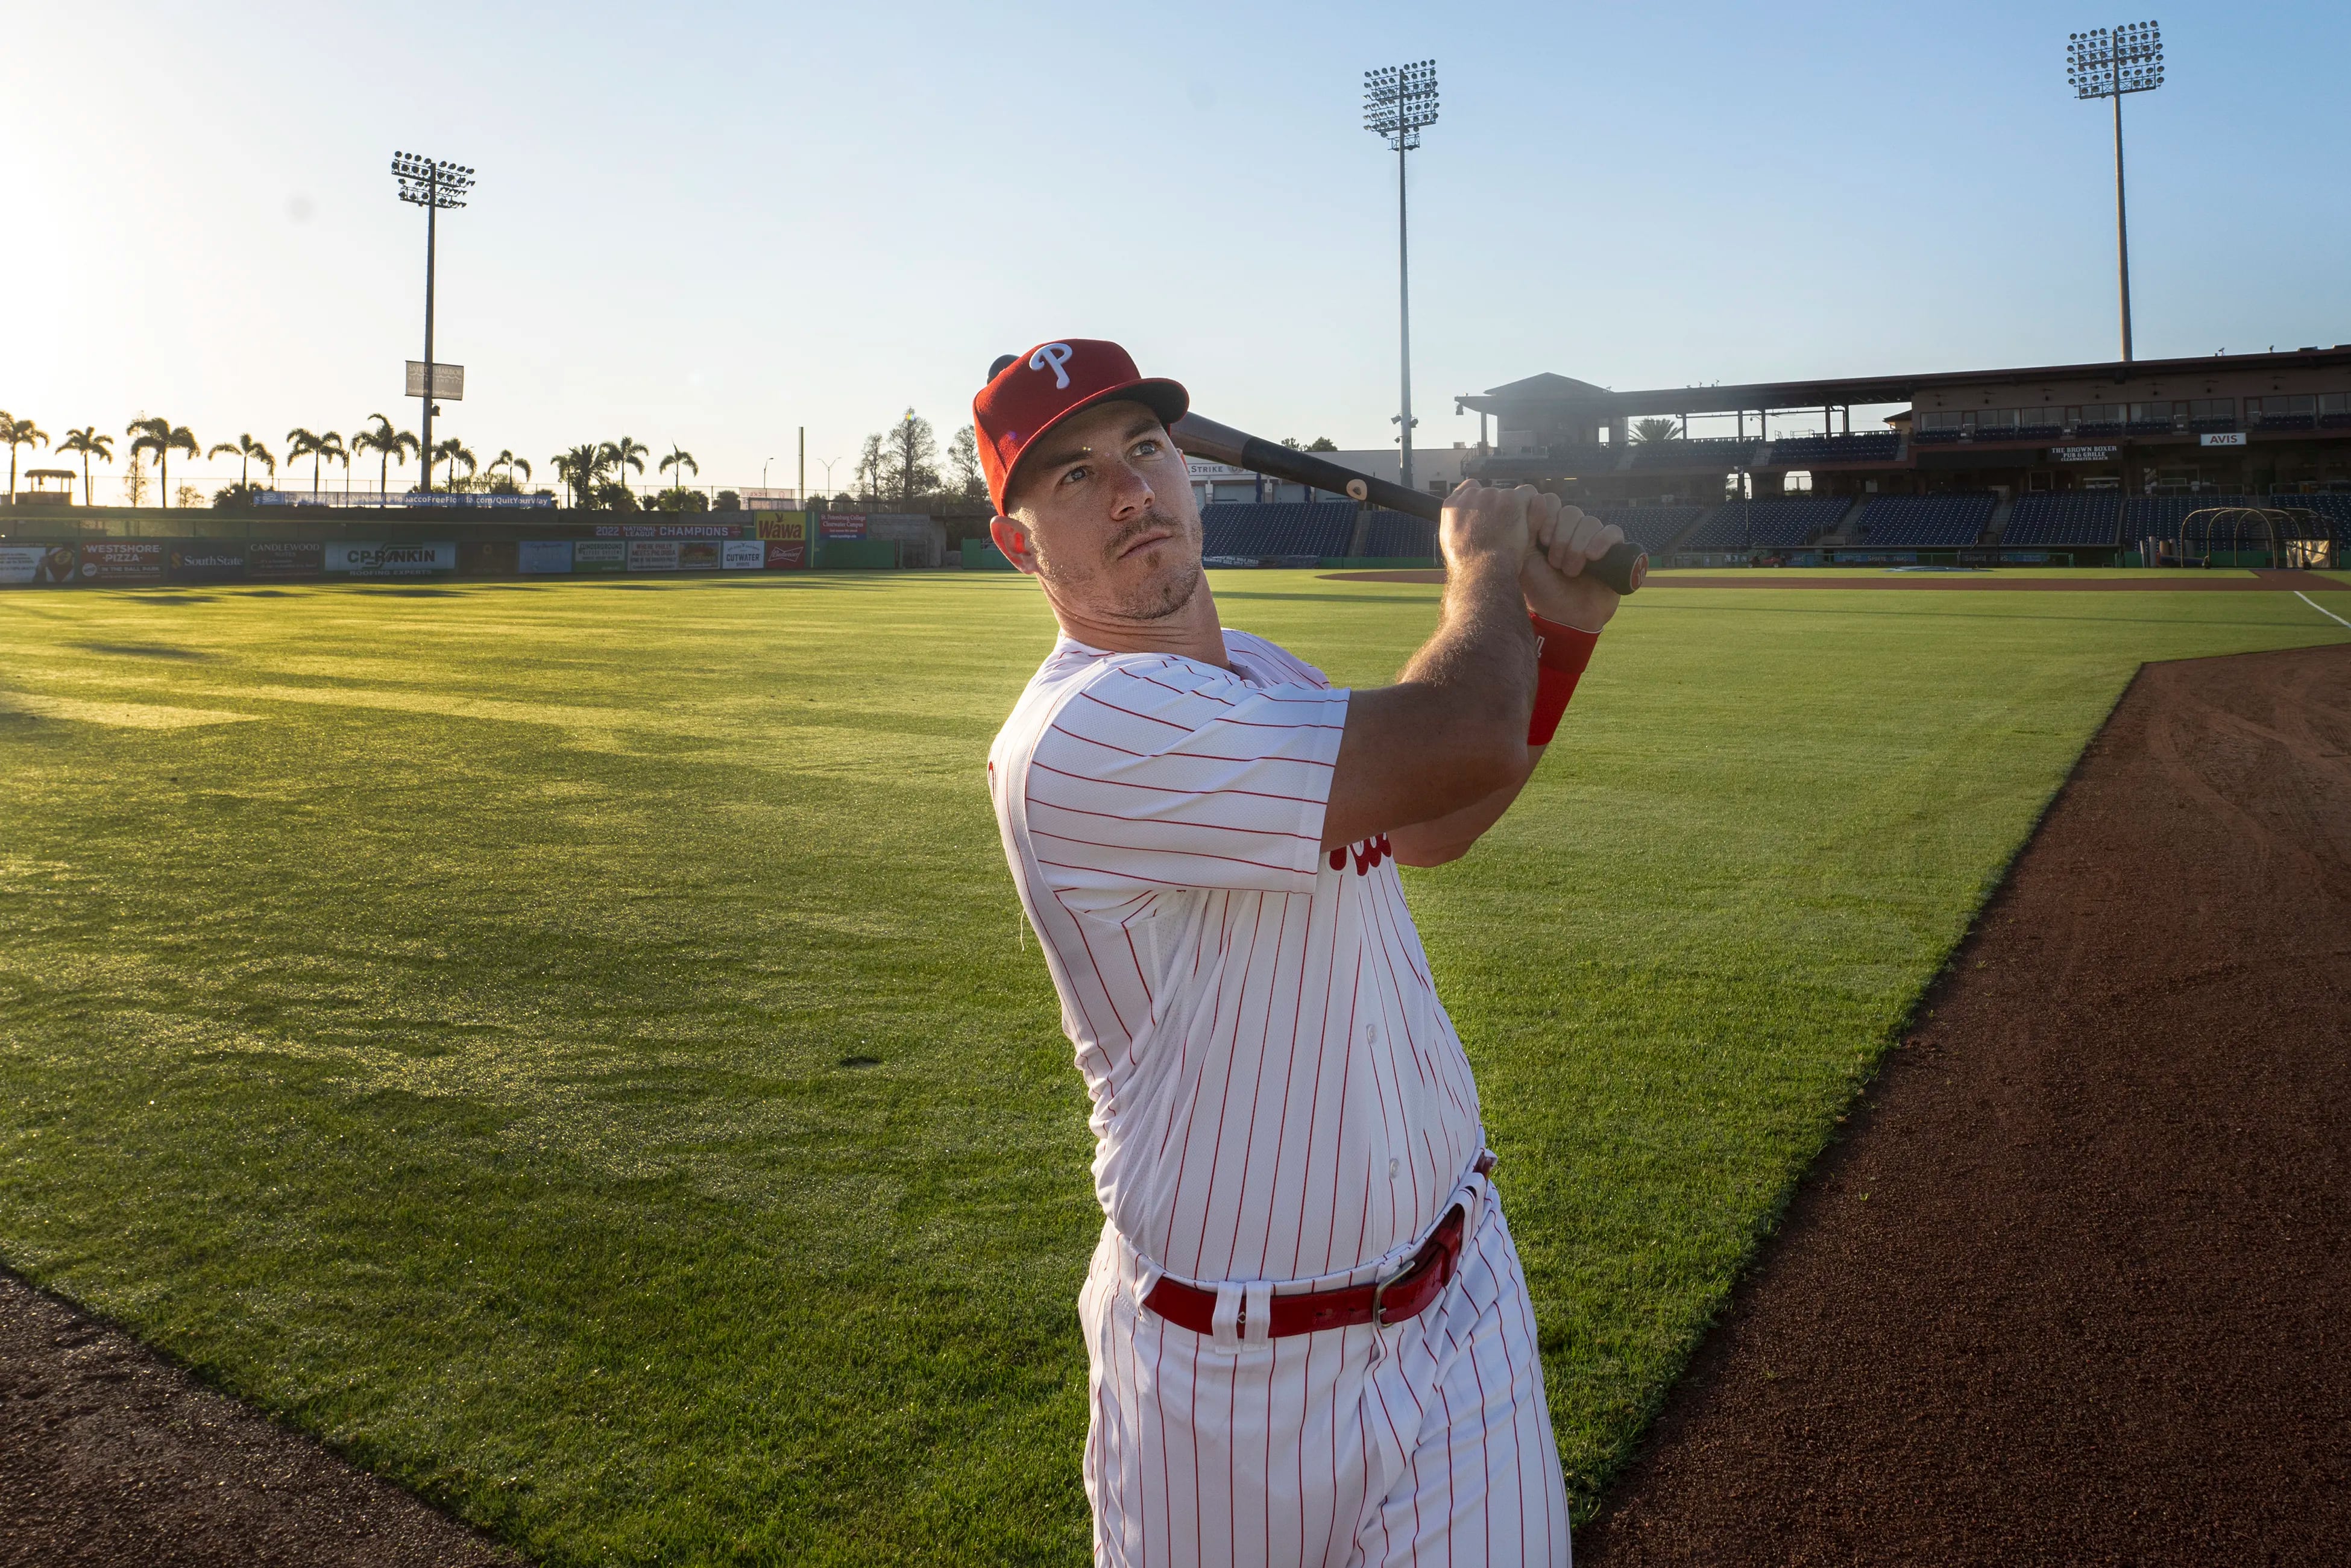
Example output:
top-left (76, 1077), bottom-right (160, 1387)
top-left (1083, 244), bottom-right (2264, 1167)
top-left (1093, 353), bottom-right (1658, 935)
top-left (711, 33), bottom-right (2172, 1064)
top-left (1397, 555), bottom-right (1538, 757)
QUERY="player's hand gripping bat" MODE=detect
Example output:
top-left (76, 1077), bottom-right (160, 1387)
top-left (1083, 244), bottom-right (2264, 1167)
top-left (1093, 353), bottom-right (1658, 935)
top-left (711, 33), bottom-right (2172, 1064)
top-left (1169, 412), bottom-right (1647, 597)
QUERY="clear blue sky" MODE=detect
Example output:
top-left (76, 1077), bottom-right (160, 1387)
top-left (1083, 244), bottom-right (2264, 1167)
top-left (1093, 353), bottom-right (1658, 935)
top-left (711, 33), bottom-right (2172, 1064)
top-left (6, 1), bottom-right (2347, 496)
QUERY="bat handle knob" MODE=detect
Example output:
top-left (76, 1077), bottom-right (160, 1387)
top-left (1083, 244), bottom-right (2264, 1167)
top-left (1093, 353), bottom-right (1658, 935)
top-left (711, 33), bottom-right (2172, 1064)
top-left (1345, 479), bottom-right (1369, 502)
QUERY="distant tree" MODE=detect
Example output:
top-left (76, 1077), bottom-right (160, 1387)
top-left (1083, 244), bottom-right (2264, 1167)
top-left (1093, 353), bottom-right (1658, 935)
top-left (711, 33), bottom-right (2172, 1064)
top-left (485, 450), bottom-right (532, 494)
top-left (175, 483), bottom-right (206, 508)
top-left (949, 424), bottom-right (985, 501)
top-left (1306, 436), bottom-right (1337, 452)
top-left (886, 409), bottom-right (939, 505)
top-left (1631, 417), bottom-right (1681, 445)
top-left (122, 453), bottom-right (150, 507)
top-left (207, 433), bottom-right (276, 492)
top-left (652, 486), bottom-right (710, 513)
top-left (212, 481), bottom-right (268, 509)
top-left (552, 444), bottom-right (607, 509)
top-left (854, 432), bottom-right (887, 502)
top-left (284, 428), bottom-right (345, 496)
top-left (3, 414), bottom-right (50, 501)
top-left (352, 415), bottom-right (419, 495)
top-left (55, 427), bottom-right (113, 506)
top-left (125, 417), bottom-right (198, 506)
top-left (601, 436), bottom-right (648, 504)
top-left (592, 480), bottom-right (640, 512)
top-left (658, 444), bottom-right (697, 493)
top-left (713, 490), bottom-right (742, 512)
top-left (430, 438), bottom-right (476, 490)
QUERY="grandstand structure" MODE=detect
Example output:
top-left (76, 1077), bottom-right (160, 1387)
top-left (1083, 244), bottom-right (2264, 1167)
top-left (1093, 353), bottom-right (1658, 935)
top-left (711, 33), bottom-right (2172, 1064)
top-left (1428, 345), bottom-right (2351, 562)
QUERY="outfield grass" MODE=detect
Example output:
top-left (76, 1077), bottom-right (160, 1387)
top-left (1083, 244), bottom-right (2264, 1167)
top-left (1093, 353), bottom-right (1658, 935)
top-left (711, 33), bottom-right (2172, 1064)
top-left (1, 572), bottom-right (2344, 1564)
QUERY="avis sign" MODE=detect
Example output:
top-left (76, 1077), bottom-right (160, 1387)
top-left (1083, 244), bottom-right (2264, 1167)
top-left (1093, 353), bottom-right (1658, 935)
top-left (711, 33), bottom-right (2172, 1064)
top-left (2200, 431), bottom-right (2249, 448)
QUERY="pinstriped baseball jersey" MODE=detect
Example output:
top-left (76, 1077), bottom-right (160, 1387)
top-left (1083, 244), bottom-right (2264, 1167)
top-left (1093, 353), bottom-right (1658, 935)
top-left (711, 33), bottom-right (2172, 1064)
top-left (987, 629), bottom-right (1488, 1285)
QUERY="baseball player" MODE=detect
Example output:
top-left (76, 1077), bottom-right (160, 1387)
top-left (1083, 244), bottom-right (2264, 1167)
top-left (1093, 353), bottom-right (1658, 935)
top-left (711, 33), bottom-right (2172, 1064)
top-left (977, 340), bottom-right (1622, 1567)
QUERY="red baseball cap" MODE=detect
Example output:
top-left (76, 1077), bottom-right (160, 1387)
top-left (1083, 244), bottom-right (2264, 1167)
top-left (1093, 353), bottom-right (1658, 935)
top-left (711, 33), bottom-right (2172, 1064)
top-left (974, 339), bottom-right (1189, 514)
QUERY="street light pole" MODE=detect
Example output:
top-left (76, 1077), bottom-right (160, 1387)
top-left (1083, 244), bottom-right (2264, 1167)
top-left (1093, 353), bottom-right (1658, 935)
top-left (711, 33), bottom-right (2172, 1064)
top-left (1365, 61), bottom-right (1438, 496)
top-left (2066, 22), bottom-right (2163, 362)
top-left (392, 153), bottom-right (474, 490)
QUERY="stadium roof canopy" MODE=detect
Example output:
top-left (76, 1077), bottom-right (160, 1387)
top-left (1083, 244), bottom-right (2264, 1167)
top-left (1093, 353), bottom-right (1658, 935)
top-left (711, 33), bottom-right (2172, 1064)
top-left (1458, 345), bottom-right (2351, 419)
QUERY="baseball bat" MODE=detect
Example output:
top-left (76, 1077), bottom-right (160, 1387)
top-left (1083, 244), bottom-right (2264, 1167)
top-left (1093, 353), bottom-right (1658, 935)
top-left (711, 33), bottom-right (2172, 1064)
top-left (1169, 412), bottom-right (1647, 597)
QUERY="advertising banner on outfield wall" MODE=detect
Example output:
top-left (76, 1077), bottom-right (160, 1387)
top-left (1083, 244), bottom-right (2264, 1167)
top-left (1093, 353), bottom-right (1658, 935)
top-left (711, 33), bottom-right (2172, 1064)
top-left (756, 512), bottom-right (811, 542)
top-left (679, 540), bottom-right (722, 570)
top-left (518, 540), bottom-right (574, 574)
top-left (720, 540), bottom-right (766, 570)
top-left (77, 541), bottom-right (165, 583)
top-left (327, 541), bottom-right (457, 575)
top-left (0, 545), bottom-right (75, 585)
top-left (765, 541), bottom-right (808, 570)
top-left (627, 540), bottom-right (681, 571)
top-left (572, 540), bottom-right (625, 572)
top-left (457, 540), bottom-right (519, 576)
top-left (247, 541), bottom-right (324, 580)
top-left (819, 512), bottom-right (867, 540)
top-left (170, 544), bottom-right (248, 582)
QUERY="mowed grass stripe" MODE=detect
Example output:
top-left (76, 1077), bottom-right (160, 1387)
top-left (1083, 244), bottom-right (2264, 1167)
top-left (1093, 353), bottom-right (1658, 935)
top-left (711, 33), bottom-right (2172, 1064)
top-left (1, 574), bottom-right (2341, 1564)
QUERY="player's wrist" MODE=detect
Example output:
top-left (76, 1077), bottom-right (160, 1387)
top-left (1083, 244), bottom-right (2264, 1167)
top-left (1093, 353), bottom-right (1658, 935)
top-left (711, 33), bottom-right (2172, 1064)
top-left (1526, 612), bottom-right (1600, 745)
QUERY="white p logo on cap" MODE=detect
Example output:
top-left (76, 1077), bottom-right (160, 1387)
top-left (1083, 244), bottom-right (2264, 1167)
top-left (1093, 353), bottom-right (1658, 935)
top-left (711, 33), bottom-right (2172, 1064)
top-left (1030, 342), bottom-right (1074, 389)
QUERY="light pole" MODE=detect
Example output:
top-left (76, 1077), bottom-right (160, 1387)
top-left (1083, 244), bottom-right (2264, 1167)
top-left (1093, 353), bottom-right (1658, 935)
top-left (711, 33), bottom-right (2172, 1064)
top-left (817, 456), bottom-right (840, 502)
top-left (391, 152), bottom-right (474, 490)
top-left (2067, 22), bottom-right (2163, 362)
top-left (1364, 60), bottom-right (1438, 495)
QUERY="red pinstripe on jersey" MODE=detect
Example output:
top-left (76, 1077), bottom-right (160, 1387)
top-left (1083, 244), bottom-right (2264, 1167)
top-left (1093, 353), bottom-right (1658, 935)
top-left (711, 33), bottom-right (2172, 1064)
top-left (989, 631), bottom-right (1488, 1285)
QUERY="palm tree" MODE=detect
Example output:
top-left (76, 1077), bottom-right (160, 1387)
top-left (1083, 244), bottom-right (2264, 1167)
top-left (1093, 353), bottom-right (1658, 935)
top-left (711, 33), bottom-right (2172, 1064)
top-left (283, 428), bottom-right (347, 496)
top-left (430, 438), bottom-right (476, 490)
top-left (601, 435), bottom-right (648, 504)
top-left (351, 415), bottom-right (420, 497)
top-left (659, 444), bottom-right (699, 492)
top-left (125, 417), bottom-right (198, 507)
top-left (2, 414), bottom-right (49, 502)
top-left (1631, 417), bottom-right (1682, 446)
top-left (55, 427), bottom-right (113, 506)
top-left (486, 450), bottom-right (532, 492)
top-left (207, 433), bottom-right (277, 492)
top-left (552, 444), bottom-right (606, 509)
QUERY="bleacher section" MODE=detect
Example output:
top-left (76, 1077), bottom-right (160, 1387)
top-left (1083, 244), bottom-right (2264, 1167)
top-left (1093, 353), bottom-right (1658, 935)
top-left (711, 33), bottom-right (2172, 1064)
top-left (2000, 494), bottom-right (2121, 548)
top-left (1853, 493), bottom-right (1996, 549)
top-left (1628, 439), bottom-right (1751, 470)
top-left (2284, 494), bottom-right (2351, 535)
top-left (1681, 496), bottom-right (1849, 549)
top-left (2120, 496), bottom-right (2254, 540)
top-left (1359, 509), bottom-right (1435, 559)
top-left (1591, 506), bottom-right (1702, 550)
top-left (1199, 502), bottom-right (1357, 561)
top-left (1764, 432), bottom-right (1902, 465)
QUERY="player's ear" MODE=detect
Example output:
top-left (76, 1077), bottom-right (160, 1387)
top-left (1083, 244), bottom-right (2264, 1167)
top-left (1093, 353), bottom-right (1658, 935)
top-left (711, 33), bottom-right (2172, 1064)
top-left (990, 514), bottom-right (1041, 576)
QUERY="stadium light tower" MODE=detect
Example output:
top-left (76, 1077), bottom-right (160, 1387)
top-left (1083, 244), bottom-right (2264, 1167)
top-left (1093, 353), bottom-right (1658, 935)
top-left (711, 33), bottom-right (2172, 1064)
top-left (392, 152), bottom-right (476, 490)
top-left (1365, 60), bottom-right (1438, 493)
top-left (2067, 22), bottom-right (2163, 362)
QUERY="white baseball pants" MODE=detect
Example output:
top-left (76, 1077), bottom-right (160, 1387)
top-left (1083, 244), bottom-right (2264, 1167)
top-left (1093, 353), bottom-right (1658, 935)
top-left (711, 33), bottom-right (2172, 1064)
top-left (1078, 1177), bottom-right (1572, 1567)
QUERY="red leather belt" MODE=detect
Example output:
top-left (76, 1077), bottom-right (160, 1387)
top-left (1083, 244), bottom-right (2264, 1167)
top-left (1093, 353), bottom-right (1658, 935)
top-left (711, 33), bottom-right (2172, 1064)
top-left (1142, 1154), bottom-right (1493, 1339)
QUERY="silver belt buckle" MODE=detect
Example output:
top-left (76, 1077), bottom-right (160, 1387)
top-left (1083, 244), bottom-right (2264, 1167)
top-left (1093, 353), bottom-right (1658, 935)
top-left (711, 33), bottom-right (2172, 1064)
top-left (1370, 1267), bottom-right (1399, 1327)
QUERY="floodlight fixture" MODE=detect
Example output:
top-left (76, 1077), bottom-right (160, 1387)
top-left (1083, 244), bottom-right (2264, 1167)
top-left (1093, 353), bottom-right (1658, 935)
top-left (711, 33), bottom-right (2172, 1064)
top-left (2065, 22), bottom-right (2162, 361)
top-left (389, 151), bottom-right (478, 490)
top-left (1364, 60), bottom-right (1438, 491)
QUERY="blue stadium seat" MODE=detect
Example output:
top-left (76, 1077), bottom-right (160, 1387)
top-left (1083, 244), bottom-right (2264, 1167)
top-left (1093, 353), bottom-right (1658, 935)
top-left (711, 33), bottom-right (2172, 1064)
top-left (1852, 494), bottom-right (1995, 548)
top-left (1681, 496), bottom-right (1849, 549)
top-left (1765, 433), bottom-right (1902, 465)
top-left (1200, 502), bottom-right (1358, 561)
top-left (2119, 496), bottom-right (2255, 541)
top-left (1359, 509), bottom-right (1435, 559)
top-left (1627, 439), bottom-right (1749, 470)
top-left (1590, 506), bottom-right (1703, 550)
top-left (2001, 494), bottom-right (2121, 548)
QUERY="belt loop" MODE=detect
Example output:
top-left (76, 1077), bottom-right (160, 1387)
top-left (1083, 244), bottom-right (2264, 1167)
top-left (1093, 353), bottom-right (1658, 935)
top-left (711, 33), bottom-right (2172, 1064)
top-left (1210, 1282), bottom-right (1244, 1351)
top-left (1242, 1281), bottom-right (1274, 1347)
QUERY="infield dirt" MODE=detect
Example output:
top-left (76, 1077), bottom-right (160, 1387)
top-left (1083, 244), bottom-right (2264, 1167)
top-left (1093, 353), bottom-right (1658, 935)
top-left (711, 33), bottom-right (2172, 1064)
top-left (0, 1268), bottom-right (518, 1567)
top-left (1582, 640), bottom-right (2351, 1566)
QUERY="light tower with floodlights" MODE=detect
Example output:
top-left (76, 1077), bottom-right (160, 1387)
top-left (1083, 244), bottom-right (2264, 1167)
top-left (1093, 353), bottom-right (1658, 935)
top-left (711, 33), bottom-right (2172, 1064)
top-left (392, 152), bottom-right (475, 490)
top-left (1364, 61), bottom-right (1438, 494)
top-left (2066, 22), bottom-right (2164, 362)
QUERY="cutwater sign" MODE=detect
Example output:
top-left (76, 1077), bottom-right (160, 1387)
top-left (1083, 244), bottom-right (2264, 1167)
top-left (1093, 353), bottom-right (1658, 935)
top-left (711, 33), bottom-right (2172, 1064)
top-left (326, 541), bottom-right (457, 575)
